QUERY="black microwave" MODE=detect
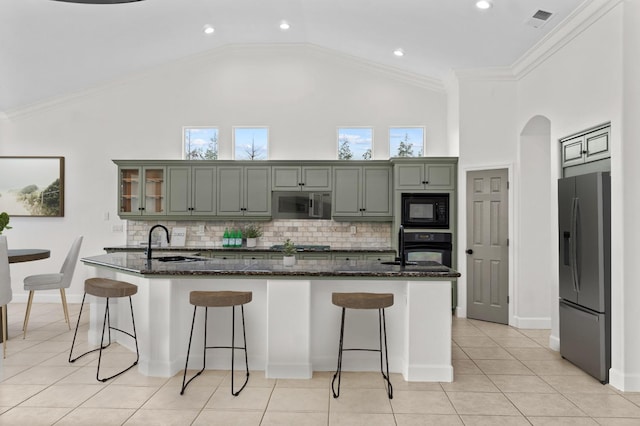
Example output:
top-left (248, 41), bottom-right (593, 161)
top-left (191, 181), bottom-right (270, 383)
top-left (401, 193), bottom-right (449, 229)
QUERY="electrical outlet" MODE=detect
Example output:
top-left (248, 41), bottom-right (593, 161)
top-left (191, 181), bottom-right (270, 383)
top-left (350, 226), bottom-right (356, 234)
top-left (198, 225), bottom-right (205, 233)
top-left (112, 224), bottom-right (123, 233)
top-left (103, 212), bottom-right (110, 221)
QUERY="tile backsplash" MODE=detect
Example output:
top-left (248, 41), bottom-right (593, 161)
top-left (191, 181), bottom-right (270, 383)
top-left (126, 220), bottom-right (392, 249)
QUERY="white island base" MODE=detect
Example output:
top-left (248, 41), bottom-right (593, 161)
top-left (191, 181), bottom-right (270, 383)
top-left (85, 271), bottom-right (453, 383)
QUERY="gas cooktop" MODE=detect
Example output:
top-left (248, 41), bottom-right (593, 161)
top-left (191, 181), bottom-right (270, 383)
top-left (270, 245), bottom-right (331, 252)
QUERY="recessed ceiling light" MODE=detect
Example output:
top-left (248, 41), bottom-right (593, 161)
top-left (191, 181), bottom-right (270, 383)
top-left (393, 48), bottom-right (404, 57)
top-left (203, 25), bottom-right (215, 35)
top-left (51, 0), bottom-right (144, 3)
top-left (279, 21), bottom-right (291, 30)
top-left (476, 0), bottom-right (493, 10)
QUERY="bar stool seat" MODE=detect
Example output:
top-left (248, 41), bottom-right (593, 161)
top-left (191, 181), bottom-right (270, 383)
top-left (331, 292), bottom-right (394, 399)
top-left (181, 290), bottom-right (252, 396)
top-left (191, 290), bottom-right (252, 307)
top-left (69, 278), bottom-right (140, 382)
top-left (332, 292), bottom-right (394, 310)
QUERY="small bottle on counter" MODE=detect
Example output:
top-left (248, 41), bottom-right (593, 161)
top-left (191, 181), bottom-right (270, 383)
top-left (223, 228), bottom-right (229, 247)
top-left (230, 228), bottom-right (237, 247)
top-left (236, 228), bottom-right (243, 247)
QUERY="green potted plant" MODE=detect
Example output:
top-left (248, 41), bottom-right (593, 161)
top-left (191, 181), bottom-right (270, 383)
top-left (244, 223), bottom-right (263, 248)
top-left (282, 238), bottom-right (297, 266)
top-left (0, 212), bottom-right (12, 235)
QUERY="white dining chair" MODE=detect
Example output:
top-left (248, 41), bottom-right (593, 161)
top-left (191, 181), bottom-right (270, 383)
top-left (0, 236), bottom-right (12, 358)
top-left (23, 236), bottom-right (83, 339)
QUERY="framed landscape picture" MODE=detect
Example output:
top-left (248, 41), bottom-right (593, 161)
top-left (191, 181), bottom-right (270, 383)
top-left (0, 156), bottom-right (65, 217)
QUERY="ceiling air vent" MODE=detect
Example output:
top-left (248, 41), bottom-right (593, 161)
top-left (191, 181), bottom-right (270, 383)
top-left (525, 9), bottom-right (553, 29)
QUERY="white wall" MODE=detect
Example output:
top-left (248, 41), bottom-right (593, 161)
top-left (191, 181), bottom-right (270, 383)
top-left (455, 77), bottom-right (518, 318)
top-left (517, 116), bottom-right (551, 329)
top-left (456, 1), bottom-right (640, 390)
top-left (0, 44), bottom-right (448, 303)
top-left (616, 0), bottom-right (640, 392)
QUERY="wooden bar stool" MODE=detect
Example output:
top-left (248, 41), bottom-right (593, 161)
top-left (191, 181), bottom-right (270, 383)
top-left (180, 290), bottom-right (252, 396)
top-left (68, 278), bottom-right (139, 382)
top-left (331, 292), bottom-right (394, 399)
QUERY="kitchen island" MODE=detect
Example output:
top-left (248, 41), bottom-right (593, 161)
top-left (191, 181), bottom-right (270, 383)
top-left (81, 253), bottom-right (460, 382)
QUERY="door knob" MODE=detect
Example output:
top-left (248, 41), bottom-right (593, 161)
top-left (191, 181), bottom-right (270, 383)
top-left (465, 249), bottom-right (473, 255)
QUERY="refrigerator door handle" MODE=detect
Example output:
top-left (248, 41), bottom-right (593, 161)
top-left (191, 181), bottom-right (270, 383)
top-left (571, 197), bottom-right (580, 293)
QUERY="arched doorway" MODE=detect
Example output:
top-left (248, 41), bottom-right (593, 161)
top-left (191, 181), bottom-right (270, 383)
top-left (515, 116), bottom-right (553, 330)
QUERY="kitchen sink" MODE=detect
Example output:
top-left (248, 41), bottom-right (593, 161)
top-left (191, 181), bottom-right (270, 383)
top-left (380, 260), bottom-right (417, 266)
top-left (154, 256), bottom-right (205, 263)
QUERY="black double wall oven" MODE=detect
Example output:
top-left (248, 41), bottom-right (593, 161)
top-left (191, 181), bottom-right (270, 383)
top-left (399, 192), bottom-right (452, 267)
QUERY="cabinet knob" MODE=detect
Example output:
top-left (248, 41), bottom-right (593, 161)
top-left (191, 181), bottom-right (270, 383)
top-left (465, 249), bottom-right (473, 255)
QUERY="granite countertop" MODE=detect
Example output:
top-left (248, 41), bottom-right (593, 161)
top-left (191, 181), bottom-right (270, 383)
top-left (104, 245), bottom-right (396, 254)
top-left (82, 252), bottom-right (460, 279)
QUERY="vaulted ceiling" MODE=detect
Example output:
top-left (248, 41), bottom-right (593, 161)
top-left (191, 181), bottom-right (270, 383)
top-left (1, 0), bottom-right (588, 113)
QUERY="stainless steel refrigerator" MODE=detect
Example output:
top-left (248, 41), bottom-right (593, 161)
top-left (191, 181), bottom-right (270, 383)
top-left (558, 171), bottom-right (611, 383)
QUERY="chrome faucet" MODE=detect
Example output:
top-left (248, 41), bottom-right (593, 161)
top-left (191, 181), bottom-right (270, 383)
top-left (146, 224), bottom-right (170, 260)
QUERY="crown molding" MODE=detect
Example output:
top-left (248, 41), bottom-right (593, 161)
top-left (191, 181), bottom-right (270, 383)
top-left (5, 43), bottom-right (445, 120)
top-left (452, 0), bottom-right (622, 83)
top-left (511, 0), bottom-right (622, 79)
top-left (454, 67), bottom-right (516, 82)
top-left (302, 44), bottom-right (445, 93)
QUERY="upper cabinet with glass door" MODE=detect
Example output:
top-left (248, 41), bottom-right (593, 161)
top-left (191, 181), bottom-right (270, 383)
top-left (117, 163), bottom-right (166, 217)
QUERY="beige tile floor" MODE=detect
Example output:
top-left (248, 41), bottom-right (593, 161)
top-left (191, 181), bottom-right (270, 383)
top-left (0, 303), bottom-right (639, 425)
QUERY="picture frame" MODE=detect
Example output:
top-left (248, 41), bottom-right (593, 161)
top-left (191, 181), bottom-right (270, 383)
top-left (0, 156), bottom-right (65, 217)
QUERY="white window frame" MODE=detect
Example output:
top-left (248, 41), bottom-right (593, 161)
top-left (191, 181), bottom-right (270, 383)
top-left (389, 126), bottom-right (425, 158)
top-left (337, 126), bottom-right (374, 160)
top-left (233, 126), bottom-right (269, 160)
top-left (182, 126), bottom-right (219, 160)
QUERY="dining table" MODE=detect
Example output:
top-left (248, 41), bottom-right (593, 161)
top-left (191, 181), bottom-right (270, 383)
top-left (8, 248), bottom-right (51, 264)
top-left (3, 248), bottom-right (51, 343)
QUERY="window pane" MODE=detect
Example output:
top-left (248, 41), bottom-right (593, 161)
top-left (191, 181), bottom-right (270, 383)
top-left (183, 127), bottom-right (218, 160)
top-left (390, 127), bottom-right (424, 157)
top-left (234, 127), bottom-right (268, 160)
top-left (338, 128), bottom-right (373, 160)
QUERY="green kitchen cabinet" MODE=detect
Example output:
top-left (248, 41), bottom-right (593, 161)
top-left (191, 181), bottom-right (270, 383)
top-left (363, 253), bottom-right (396, 262)
top-left (209, 252), bottom-right (238, 260)
top-left (394, 162), bottom-right (455, 190)
top-left (216, 165), bottom-right (271, 217)
top-left (333, 254), bottom-right (363, 261)
top-left (272, 165), bottom-right (332, 191)
top-left (240, 253), bottom-right (268, 260)
top-left (332, 165), bottom-right (392, 220)
top-left (561, 125), bottom-right (610, 169)
top-left (118, 165), bottom-right (166, 217)
top-left (166, 166), bottom-right (216, 216)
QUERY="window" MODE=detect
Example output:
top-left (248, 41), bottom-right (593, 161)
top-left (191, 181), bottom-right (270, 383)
top-left (234, 127), bottom-right (268, 160)
top-left (183, 127), bottom-right (218, 160)
top-left (338, 127), bottom-right (373, 160)
top-left (390, 127), bottom-right (424, 157)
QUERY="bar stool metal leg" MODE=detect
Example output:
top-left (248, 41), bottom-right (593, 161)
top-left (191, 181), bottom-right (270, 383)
top-left (181, 305), bottom-right (206, 395)
top-left (230, 304), bottom-right (250, 396)
top-left (69, 294), bottom-right (139, 382)
top-left (180, 304), bottom-right (250, 396)
top-left (331, 306), bottom-right (393, 399)
top-left (379, 308), bottom-right (393, 399)
top-left (331, 307), bottom-right (346, 398)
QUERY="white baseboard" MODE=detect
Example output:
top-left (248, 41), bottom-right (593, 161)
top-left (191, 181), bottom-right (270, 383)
top-left (549, 334), bottom-right (560, 352)
top-left (12, 293), bottom-right (85, 304)
top-left (512, 315), bottom-right (551, 329)
top-left (609, 368), bottom-right (640, 392)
